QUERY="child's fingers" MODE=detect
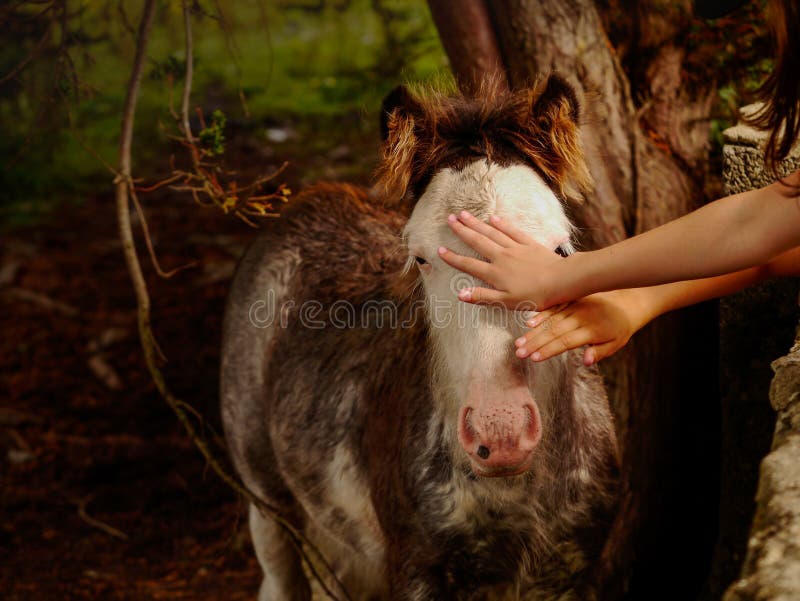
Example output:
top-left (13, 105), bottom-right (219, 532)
top-left (514, 318), bottom-right (581, 359)
top-left (457, 286), bottom-right (510, 307)
top-left (529, 328), bottom-right (594, 362)
top-left (437, 247), bottom-right (494, 282)
top-left (527, 303), bottom-right (571, 327)
top-left (517, 312), bottom-right (577, 354)
top-left (583, 340), bottom-right (620, 366)
top-left (447, 215), bottom-right (503, 259)
top-left (455, 211), bottom-right (516, 248)
top-left (488, 214), bottom-right (536, 245)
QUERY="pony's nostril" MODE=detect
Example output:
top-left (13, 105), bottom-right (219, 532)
top-left (477, 445), bottom-right (491, 460)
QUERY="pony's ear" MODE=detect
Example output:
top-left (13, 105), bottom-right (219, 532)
top-left (380, 85), bottom-right (421, 140)
top-left (527, 74), bottom-right (592, 199)
top-left (533, 74), bottom-right (581, 125)
top-left (375, 85), bottom-right (424, 207)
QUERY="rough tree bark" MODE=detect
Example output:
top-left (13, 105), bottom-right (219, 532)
top-left (427, 1), bottom-right (721, 599)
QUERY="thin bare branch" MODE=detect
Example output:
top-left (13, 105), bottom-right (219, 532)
top-left (2, 286), bottom-right (79, 317)
top-left (256, 1), bottom-right (275, 93)
top-left (116, 1), bottom-right (155, 178)
top-left (64, 101), bottom-right (118, 176)
top-left (233, 211), bottom-right (259, 227)
top-left (180, 0), bottom-right (194, 142)
top-left (130, 184), bottom-right (198, 279)
top-left (113, 3), bottom-right (348, 599)
top-left (55, 0), bottom-right (81, 104)
top-left (116, 0), bottom-right (136, 39)
top-left (75, 496), bottom-right (130, 541)
top-left (0, 18), bottom-right (54, 87)
top-left (5, 93), bottom-right (57, 171)
top-left (167, 75), bottom-right (179, 120)
top-left (211, 0), bottom-right (250, 116)
top-left (134, 172), bottom-right (183, 193)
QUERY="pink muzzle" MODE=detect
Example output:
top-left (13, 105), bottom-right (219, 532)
top-left (457, 381), bottom-right (542, 477)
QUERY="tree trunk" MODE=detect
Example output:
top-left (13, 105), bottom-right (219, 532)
top-left (427, 0), bottom-right (507, 95)
top-left (428, 2), bottom-right (721, 599)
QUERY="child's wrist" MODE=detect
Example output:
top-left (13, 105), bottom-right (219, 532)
top-left (625, 287), bottom-right (661, 330)
top-left (561, 250), bottom-right (595, 301)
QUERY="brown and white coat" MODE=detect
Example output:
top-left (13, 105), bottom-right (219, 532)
top-left (221, 75), bottom-right (619, 601)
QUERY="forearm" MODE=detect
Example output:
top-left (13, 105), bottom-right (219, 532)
top-left (625, 245), bottom-right (800, 328)
top-left (519, 245), bottom-right (798, 365)
top-left (632, 267), bottom-right (766, 326)
top-left (560, 171), bottom-right (800, 302)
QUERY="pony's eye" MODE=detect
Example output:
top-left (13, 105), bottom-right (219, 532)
top-left (413, 255), bottom-right (432, 274)
top-left (554, 246), bottom-right (569, 257)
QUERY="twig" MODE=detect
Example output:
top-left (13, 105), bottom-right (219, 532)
top-left (179, 7), bottom-right (206, 182)
top-left (2, 286), bottom-right (79, 317)
top-left (17, 1), bottom-right (58, 22)
top-left (63, 100), bottom-right (118, 177)
top-left (134, 172), bottom-right (183, 193)
top-left (211, 0), bottom-right (249, 117)
top-left (180, 0), bottom-right (194, 143)
top-left (255, 1), bottom-right (275, 96)
top-left (0, 17), bottom-right (54, 87)
top-left (113, 4), bottom-right (350, 600)
top-left (116, 0), bottom-right (136, 40)
top-left (233, 210), bottom-right (259, 227)
top-left (56, 0), bottom-right (80, 104)
top-left (0, 408), bottom-right (44, 427)
top-left (167, 74), bottom-right (179, 120)
top-left (75, 496), bottom-right (129, 541)
top-left (130, 184), bottom-right (197, 279)
top-left (87, 353), bottom-right (123, 390)
top-left (4, 92), bottom-right (53, 171)
top-left (8, 429), bottom-right (32, 453)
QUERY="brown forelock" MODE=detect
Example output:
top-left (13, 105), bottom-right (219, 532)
top-left (374, 76), bottom-right (591, 211)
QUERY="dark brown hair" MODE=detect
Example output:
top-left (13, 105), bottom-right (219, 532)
top-left (746, 0), bottom-right (800, 172)
top-left (374, 74), bottom-right (591, 210)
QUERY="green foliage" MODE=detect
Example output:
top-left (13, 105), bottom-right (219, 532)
top-left (149, 54), bottom-right (189, 82)
top-left (198, 109), bottom-right (227, 155)
top-left (675, 3), bottom-right (773, 164)
top-left (0, 0), bottom-right (449, 224)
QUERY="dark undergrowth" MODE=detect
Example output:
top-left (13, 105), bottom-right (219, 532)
top-left (0, 124), bottom-right (378, 599)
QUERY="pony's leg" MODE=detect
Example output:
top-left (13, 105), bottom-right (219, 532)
top-left (250, 504), bottom-right (311, 601)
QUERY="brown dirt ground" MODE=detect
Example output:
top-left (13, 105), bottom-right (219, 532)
top-left (0, 125), bottom-right (378, 600)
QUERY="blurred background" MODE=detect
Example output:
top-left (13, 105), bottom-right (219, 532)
top-left (0, 1), bottom-right (786, 600)
top-left (0, 0), bottom-right (449, 217)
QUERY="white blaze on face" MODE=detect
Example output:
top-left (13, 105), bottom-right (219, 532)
top-left (404, 159), bottom-right (573, 477)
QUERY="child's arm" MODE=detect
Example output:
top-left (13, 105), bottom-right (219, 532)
top-left (514, 246), bottom-right (800, 365)
top-left (439, 170), bottom-right (800, 310)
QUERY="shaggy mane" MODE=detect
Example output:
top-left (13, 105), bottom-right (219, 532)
top-left (374, 75), bottom-right (592, 209)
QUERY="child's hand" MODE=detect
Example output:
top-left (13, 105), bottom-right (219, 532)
top-left (513, 290), bottom-right (647, 366)
top-left (438, 211), bottom-right (569, 311)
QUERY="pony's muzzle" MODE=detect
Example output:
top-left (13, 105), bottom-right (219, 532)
top-left (457, 398), bottom-right (542, 478)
